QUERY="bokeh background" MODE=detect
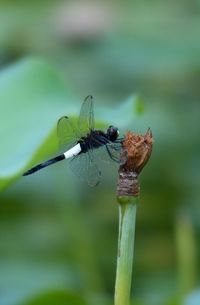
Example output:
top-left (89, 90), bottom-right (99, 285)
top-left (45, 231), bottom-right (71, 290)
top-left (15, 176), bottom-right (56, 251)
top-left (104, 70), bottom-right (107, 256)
top-left (0, 1), bottom-right (200, 305)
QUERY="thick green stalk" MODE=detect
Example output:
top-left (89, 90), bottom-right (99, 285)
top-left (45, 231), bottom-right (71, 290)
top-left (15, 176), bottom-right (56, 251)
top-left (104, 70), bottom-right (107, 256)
top-left (114, 128), bottom-right (153, 305)
top-left (114, 196), bottom-right (138, 305)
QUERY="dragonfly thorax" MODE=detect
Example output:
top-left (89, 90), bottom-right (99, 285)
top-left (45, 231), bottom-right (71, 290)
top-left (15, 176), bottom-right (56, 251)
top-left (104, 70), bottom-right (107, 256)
top-left (79, 129), bottom-right (114, 153)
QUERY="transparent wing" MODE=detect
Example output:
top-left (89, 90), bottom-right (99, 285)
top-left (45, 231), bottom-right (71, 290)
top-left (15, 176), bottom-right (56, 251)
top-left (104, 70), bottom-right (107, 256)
top-left (69, 151), bottom-right (101, 187)
top-left (105, 142), bottom-right (122, 162)
top-left (106, 142), bottom-right (128, 165)
top-left (57, 116), bottom-right (80, 151)
top-left (57, 96), bottom-right (94, 150)
top-left (78, 95), bottom-right (95, 135)
top-left (89, 135), bottom-right (122, 164)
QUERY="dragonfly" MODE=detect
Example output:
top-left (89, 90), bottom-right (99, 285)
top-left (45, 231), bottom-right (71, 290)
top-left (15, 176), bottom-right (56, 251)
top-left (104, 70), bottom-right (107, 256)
top-left (23, 95), bottom-right (122, 186)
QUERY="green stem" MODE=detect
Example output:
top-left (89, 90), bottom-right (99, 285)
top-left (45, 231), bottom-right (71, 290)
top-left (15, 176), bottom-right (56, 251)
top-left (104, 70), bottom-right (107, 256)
top-left (175, 211), bottom-right (197, 295)
top-left (114, 196), bottom-right (138, 305)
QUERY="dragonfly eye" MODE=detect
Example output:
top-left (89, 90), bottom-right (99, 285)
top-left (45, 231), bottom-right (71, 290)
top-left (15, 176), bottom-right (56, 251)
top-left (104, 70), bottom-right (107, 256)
top-left (107, 126), bottom-right (119, 141)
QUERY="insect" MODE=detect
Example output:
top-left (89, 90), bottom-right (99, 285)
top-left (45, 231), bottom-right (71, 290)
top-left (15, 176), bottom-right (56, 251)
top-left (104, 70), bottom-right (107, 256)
top-left (23, 95), bottom-right (122, 186)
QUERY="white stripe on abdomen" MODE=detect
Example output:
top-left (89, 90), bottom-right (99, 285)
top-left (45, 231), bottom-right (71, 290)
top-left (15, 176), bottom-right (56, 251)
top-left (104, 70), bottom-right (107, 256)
top-left (64, 143), bottom-right (81, 159)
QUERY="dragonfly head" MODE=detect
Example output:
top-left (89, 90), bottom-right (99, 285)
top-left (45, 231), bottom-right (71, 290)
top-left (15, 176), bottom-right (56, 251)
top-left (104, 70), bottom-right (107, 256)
top-left (107, 126), bottom-right (119, 141)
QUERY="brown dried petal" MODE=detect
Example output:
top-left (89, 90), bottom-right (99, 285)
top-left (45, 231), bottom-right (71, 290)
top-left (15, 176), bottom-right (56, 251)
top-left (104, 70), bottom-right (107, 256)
top-left (120, 129), bottom-right (153, 174)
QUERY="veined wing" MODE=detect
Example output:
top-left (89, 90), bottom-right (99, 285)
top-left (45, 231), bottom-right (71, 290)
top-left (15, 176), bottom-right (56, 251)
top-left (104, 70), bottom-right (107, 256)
top-left (88, 133), bottom-right (122, 164)
top-left (105, 142), bottom-right (121, 162)
top-left (69, 150), bottom-right (101, 187)
top-left (78, 95), bottom-right (95, 135)
top-left (57, 96), bottom-right (94, 150)
top-left (91, 142), bottom-right (121, 164)
top-left (57, 116), bottom-right (81, 151)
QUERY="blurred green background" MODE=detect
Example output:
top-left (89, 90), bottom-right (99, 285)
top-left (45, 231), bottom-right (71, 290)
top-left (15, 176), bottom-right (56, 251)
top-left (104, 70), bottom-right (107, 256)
top-left (0, 1), bottom-right (200, 305)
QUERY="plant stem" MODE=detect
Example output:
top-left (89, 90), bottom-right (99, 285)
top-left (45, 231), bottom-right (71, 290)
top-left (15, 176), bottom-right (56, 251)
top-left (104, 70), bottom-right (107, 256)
top-left (114, 129), bottom-right (153, 305)
top-left (175, 211), bottom-right (197, 295)
top-left (114, 196), bottom-right (138, 305)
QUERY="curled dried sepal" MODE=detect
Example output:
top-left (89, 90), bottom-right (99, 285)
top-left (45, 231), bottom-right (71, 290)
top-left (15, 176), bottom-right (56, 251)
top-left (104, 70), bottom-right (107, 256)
top-left (117, 129), bottom-right (153, 197)
top-left (121, 129), bottom-right (153, 174)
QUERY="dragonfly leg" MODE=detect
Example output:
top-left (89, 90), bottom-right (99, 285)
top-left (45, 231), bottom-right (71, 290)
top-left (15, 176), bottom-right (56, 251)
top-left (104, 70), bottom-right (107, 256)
top-left (105, 145), bottom-right (120, 163)
top-left (114, 138), bottom-right (124, 143)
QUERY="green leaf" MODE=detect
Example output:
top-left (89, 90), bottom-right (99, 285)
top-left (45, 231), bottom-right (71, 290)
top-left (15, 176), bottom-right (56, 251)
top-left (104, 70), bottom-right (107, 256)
top-left (19, 290), bottom-right (87, 305)
top-left (0, 58), bottom-right (76, 191)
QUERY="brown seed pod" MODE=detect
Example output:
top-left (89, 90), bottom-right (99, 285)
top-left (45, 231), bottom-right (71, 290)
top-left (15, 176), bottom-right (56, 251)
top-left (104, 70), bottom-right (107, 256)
top-left (117, 129), bottom-right (153, 197)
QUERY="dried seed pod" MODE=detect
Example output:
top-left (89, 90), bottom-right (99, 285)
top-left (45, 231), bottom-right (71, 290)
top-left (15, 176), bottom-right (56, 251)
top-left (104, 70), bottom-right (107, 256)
top-left (117, 129), bottom-right (153, 197)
